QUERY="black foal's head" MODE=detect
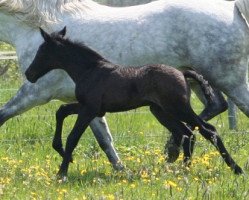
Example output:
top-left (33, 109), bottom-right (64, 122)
top-left (25, 27), bottom-right (67, 83)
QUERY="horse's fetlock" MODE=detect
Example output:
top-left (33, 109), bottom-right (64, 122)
top-left (52, 140), bottom-right (62, 151)
top-left (211, 135), bottom-right (218, 145)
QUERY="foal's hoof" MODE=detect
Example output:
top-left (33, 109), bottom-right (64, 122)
top-left (56, 169), bottom-right (68, 182)
top-left (113, 162), bottom-right (125, 171)
top-left (233, 165), bottom-right (243, 175)
top-left (165, 138), bottom-right (180, 163)
top-left (56, 173), bottom-right (68, 183)
top-left (183, 157), bottom-right (191, 167)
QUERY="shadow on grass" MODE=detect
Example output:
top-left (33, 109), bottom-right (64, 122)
top-left (65, 168), bottom-right (143, 184)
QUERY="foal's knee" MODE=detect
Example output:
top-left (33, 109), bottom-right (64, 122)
top-left (201, 121), bottom-right (216, 132)
top-left (198, 122), bottom-right (220, 143)
top-left (52, 137), bottom-right (63, 152)
top-left (56, 105), bottom-right (67, 121)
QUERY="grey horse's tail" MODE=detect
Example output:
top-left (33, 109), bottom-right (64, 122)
top-left (183, 70), bottom-right (214, 104)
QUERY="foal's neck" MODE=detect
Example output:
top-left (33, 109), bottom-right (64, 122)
top-left (60, 42), bottom-right (111, 83)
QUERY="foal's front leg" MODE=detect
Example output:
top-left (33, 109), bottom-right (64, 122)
top-left (54, 104), bottom-right (124, 170)
top-left (57, 106), bottom-right (96, 179)
top-left (53, 103), bottom-right (82, 161)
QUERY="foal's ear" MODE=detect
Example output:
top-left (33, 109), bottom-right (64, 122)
top-left (39, 27), bottom-right (51, 42)
top-left (58, 26), bottom-right (67, 38)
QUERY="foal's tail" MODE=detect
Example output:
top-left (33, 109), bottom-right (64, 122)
top-left (183, 70), bottom-right (214, 104)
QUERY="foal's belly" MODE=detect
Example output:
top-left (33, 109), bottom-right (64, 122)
top-left (101, 94), bottom-right (148, 113)
top-left (104, 102), bottom-right (148, 113)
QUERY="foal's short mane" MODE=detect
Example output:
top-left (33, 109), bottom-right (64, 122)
top-left (0, 0), bottom-right (99, 28)
top-left (54, 35), bottom-right (107, 63)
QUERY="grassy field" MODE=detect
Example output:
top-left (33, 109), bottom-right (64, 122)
top-left (0, 44), bottom-right (249, 199)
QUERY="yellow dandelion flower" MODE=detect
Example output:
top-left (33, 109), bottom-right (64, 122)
top-left (122, 179), bottom-right (127, 184)
top-left (46, 181), bottom-right (51, 186)
top-left (141, 171), bottom-right (149, 178)
top-left (142, 179), bottom-right (150, 183)
top-left (106, 194), bottom-right (115, 200)
top-left (61, 189), bottom-right (67, 193)
top-left (202, 160), bottom-right (210, 166)
top-left (80, 169), bottom-right (87, 175)
top-left (126, 156), bottom-right (135, 161)
top-left (1, 157), bottom-right (9, 161)
top-left (165, 180), bottom-right (177, 188)
top-left (158, 155), bottom-right (165, 163)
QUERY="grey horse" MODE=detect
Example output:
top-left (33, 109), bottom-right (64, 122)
top-left (0, 0), bottom-right (248, 169)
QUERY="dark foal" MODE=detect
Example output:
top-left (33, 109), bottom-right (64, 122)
top-left (25, 27), bottom-right (242, 179)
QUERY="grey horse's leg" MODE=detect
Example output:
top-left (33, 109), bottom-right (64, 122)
top-left (0, 82), bottom-right (123, 170)
top-left (165, 83), bottom-right (227, 163)
top-left (89, 117), bottom-right (124, 170)
top-left (0, 82), bottom-right (51, 126)
top-left (227, 84), bottom-right (249, 117)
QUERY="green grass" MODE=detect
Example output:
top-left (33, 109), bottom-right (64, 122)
top-left (1, 44), bottom-right (249, 199)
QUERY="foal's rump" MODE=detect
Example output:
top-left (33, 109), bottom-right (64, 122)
top-left (142, 66), bottom-right (214, 111)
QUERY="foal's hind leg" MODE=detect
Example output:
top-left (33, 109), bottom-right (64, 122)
top-left (165, 88), bottom-right (226, 162)
top-left (164, 134), bottom-right (181, 163)
top-left (191, 85), bottom-right (227, 121)
top-left (178, 107), bottom-right (242, 174)
top-left (150, 105), bottom-right (196, 164)
top-left (164, 128), bottom-right (196, 163)
top-left (198, 122), bottom-right (242, 174)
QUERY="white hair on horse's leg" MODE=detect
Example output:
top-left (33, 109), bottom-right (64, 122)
top-left (235, 0), bottom-right (249, 25)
